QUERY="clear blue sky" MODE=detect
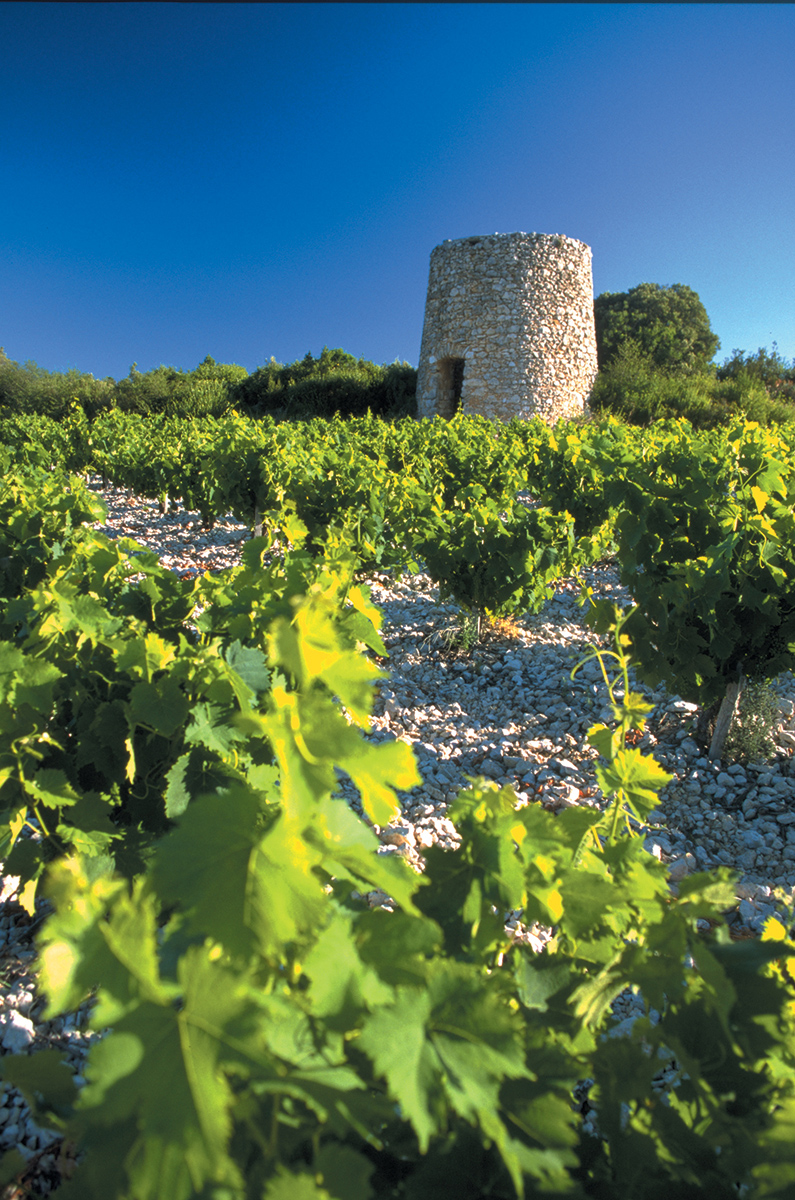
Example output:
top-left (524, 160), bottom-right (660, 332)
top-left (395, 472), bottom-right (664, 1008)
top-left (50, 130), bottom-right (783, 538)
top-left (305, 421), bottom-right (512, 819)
top-left (2, 2), bottom-right (793, 381)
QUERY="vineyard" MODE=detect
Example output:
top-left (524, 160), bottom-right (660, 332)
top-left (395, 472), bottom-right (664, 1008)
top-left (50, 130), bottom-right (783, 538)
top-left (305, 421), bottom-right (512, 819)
top-left (2, 408), bottom-right (795, 1198)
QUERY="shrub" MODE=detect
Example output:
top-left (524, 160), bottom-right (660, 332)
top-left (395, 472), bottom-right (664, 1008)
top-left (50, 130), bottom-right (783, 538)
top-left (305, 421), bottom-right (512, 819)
top-left (113, 359), bottom-right (243, 418)
top-left (282, 370), bottom-right (375, 419)
top-left (233, 348), bottom-right (417, 420)
top-left (589, 341), bottom-right (712, 426)
top-left (590, 340), bottom-right (795, 429)
top-left (717, 344), bottom-right (795, 406)
top-left (367, 360), bottom-right (418, 419)
top-left (0, 348), bottom-right (115, 420)
top-left (0, 344), bottom-right (418, 423)
top-left (167, 377), bottom-right (234, 418)
top-left (113, 362), bottom-right (187, 414)
top-left (724, 679), bottom-right (781, 764)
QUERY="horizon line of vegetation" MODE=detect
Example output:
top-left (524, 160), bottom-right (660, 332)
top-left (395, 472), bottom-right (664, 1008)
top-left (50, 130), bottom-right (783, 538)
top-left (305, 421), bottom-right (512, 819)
top-left (1, 283), bottom-right (794, 428)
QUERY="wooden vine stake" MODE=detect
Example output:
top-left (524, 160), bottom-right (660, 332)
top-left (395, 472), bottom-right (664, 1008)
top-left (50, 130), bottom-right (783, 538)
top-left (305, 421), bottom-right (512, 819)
top-left (709, 672), bottom-right (746, 761)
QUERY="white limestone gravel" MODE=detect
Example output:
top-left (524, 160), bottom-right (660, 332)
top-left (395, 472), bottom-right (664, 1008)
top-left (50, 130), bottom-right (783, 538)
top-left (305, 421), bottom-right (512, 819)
top-left (2, 474), bottom-right (795, 1188)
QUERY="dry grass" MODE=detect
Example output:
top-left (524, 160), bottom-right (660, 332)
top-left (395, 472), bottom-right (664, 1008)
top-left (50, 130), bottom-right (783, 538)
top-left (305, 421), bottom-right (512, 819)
top-left (482, 612), bottom-right (524, 641)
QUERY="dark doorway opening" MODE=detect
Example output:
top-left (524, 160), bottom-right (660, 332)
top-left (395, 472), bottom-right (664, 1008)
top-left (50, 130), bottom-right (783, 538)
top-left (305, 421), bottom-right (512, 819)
top-left (437, 357), bottom-right (465, 418)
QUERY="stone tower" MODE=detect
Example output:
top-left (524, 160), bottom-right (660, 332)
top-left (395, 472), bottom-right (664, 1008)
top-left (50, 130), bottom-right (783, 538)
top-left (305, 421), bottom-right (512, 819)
top-left (415, 232), bottom-right (598, 423)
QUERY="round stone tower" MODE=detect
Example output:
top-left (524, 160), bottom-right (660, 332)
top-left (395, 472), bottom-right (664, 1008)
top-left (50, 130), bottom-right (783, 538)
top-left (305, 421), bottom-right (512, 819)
top-left (415, 231), bottom-right (598, 423)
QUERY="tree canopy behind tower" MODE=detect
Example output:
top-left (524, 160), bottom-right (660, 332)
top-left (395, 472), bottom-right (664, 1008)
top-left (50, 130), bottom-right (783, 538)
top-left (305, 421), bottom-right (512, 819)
top-left (594, 282), bottom-right (720, 375)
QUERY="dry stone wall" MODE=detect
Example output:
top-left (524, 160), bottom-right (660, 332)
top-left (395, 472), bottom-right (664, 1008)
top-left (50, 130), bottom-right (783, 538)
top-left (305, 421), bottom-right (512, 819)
top-left (415, 232), bottom-right (598, 423)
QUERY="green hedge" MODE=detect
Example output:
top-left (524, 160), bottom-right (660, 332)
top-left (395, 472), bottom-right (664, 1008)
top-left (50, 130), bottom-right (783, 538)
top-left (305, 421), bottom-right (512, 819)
top-left (589, 340), bottom-right (795, 429)
top-left (0, 347), bottom-right (417, 423)
top-left (233, 347), bottom-right (417, 420)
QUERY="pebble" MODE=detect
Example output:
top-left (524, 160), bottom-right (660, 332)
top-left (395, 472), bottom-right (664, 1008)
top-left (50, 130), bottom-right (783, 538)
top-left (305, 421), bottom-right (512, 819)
top-left (1, 1010), bottom-right (35, 1053)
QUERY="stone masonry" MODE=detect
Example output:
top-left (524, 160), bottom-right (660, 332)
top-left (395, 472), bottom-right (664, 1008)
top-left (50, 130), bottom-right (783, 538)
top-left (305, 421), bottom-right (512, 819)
top-left (415, 232), bottom-right (598, 423)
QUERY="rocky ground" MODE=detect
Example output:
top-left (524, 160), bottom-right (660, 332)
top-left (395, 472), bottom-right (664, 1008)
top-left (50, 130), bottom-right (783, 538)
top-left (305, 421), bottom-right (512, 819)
top-left (2, 477), bottom-right (794, 1193)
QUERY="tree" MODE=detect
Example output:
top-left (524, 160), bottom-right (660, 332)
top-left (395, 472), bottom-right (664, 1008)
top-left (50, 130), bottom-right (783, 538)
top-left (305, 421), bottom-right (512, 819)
top-left (594, 282), bottom-right (720, 374)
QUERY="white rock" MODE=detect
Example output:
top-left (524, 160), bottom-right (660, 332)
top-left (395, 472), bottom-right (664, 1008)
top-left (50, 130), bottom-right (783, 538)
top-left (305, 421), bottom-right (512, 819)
top-left (1, 1011), bottom-right (35, 1053)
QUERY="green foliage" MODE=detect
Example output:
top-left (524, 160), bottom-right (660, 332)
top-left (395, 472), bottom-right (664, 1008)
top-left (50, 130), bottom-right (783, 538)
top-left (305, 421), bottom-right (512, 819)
top-left (4, 445), bottom-right (795, 1194)
top-left (589, 341), bottom-right (717, 426)
top-left (433, 610), bottom-right (481, 655)
top-left (717, 343), bottom-right (795, 406)
top-left (234, 348), bottom-right (417, 420)
top-left (8, 405), bottom-right (795, 723)
top-left (113, 357), bottom-right (245, 418)
top-left (0, 350), bottom-right (248, 421)
top-left (0, 446), bottom-right (107, 600)
top-left (0, 461), bottom-right (399, 908)
top-left (416, 489), bottom-right (580, 623)
top-left (283, 372), bottom-right (378, 420)
top-left (584, 419), bottom-right (795, 708)
top-left (723, 678), bottom-right (781, 764)
top-left (112, 362), bottom-right (189, 414)
top-left (0, 408), bottom-right (537, 564)
top-left (590, 341), bottom-right (795, 430)
top-left (593, 283), bottom-right (720, 375)
top-left (0, 347), bottom-right (115, 420)
top-left (515, 417), bottom-right (626, 543)
top-left (3, 595), bottom-right (795, 1197)
top-left (368, 360), bottom-right (419, 420)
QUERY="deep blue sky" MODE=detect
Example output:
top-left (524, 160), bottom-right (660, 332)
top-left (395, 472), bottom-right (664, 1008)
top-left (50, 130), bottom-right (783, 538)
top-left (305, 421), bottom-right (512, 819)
top-left (2, 3), bottom-right (793, 381)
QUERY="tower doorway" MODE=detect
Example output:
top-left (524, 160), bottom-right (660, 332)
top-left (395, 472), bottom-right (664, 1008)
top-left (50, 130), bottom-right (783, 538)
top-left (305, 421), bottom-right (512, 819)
top-left (437, 356), bottom-right (465, 418)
